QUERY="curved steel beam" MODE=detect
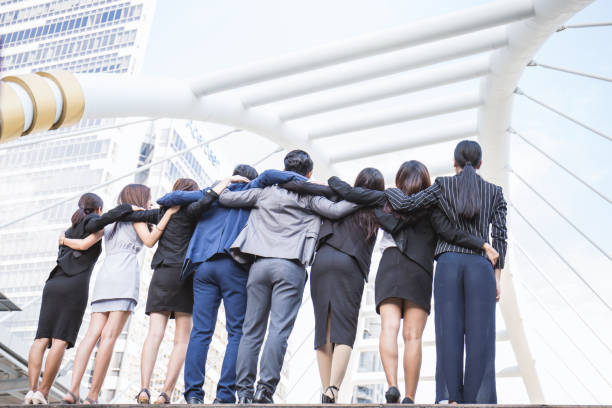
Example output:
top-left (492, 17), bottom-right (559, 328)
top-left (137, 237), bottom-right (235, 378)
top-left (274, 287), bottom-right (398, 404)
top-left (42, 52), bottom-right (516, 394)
top-left (189, 0), bottom-right (533, 95)
top-left (242, 28), bottom-right (507, 107)
top-left (278, 56), bottom-right (490, 121)
top-left (309, 91), bottom-right (481, 140)
top-left (476, 0), bottom-right (595, 403)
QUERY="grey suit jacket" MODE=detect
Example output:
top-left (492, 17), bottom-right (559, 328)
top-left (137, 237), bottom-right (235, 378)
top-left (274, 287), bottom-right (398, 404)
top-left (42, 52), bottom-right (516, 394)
top-left (219, 185), bottom-right (358, 266)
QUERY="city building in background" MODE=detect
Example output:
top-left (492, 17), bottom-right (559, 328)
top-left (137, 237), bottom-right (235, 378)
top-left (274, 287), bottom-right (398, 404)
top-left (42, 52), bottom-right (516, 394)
top-left (0, 1), bottom-right (226, 403)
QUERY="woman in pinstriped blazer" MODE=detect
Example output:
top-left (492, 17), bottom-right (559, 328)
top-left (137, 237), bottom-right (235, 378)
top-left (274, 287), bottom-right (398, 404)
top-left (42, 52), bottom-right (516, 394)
top-left (386, 140), bottom-right (507, 404)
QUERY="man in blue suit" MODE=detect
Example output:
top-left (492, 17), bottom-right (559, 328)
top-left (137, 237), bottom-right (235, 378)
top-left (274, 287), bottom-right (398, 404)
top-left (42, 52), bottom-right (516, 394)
top-left (157, 164), bottom-right (307, 404)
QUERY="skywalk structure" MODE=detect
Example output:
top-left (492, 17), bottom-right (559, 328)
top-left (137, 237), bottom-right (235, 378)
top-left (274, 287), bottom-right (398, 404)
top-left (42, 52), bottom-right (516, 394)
top-left (1, 0), bottom-right (610, 403)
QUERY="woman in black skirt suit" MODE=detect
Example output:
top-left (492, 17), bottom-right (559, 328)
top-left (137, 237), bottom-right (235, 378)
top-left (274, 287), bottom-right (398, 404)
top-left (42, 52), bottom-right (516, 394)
top-left (130, 176), bottom-right (248, 404)
top-left (283, 168), bottom-right (383, 404)
top-left (25, 193), bottom-right (136, 405)
top-left (328, 161), bottom-right (498, 404)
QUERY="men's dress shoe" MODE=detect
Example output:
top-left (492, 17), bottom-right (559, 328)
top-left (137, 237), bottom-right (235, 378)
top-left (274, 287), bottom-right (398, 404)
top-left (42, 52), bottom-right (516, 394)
top-left (253, 388), bottom-right (273, 404)
top-left (213, 398), bottom-right (233, 404)
top-left (186, 396), bottom-right (203, 404)
top-left (238, 396), bottom-right (253, 404)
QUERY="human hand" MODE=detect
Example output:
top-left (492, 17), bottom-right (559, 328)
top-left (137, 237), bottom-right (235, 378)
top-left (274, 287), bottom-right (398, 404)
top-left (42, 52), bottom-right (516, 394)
top-left (167, 205), bottom-right (181, 215)
top-left (229, 175), bottom-right (250, 183)
top-left (131, 205), bottom-right (144, 211)
top-left (483, 242), bottom-right (499, 267)
top-left (58, 233), bottom-right (65, 246)
top-left (495, 268), bottom-right (501, 302)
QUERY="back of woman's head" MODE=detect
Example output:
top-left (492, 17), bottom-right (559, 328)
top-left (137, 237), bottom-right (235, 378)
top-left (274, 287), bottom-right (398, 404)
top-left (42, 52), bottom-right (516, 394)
top-left (111, 184), bottom-right (152, 238)
top-left (71, 193), bottom-right (103, 227)
top-left (172, 178), bottom-right (199, 192)
top-left (117, 184), bottom-right (151, 208)
top-left (453, 140), bottom-right (482, 219)
top-left (384, 160), bottom-right (431, 216)
top-left (351, 167), bottom-right (385, 239)
top-left (395, 160), bottom-right (431, 194)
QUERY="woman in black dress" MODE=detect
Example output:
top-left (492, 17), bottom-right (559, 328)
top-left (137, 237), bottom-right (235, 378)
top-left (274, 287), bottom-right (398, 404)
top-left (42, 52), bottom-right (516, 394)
top-left (25, 193), bottom-right (136, 405)
top-left (328, 161), bottom-right (498, 404)
top-left (132, 176), bottom-right (248, 404)
top-left (283, 168), bottom-right (383, 404)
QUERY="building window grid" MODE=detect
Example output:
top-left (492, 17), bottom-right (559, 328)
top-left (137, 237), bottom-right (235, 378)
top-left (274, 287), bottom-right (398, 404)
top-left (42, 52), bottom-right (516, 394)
top-left (0, 138), bottom-right (110, 170)
top-left (0, 3), bottom-right (143, 48)
top-left (16, 53), bottom-right (131, 74)
top-left (170, 131), bottom-right (218, 184)
top-left (0, 27), bottom-right (137, 71)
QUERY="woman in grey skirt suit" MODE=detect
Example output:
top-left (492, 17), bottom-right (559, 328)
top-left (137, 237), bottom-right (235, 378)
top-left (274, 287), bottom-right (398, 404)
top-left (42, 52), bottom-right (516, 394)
top-left (60, 184), bottom-right (178, 404)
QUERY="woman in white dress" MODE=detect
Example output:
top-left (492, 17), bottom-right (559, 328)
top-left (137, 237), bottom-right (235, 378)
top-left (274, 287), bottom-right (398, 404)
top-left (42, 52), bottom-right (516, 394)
top-left (60, 184), bottom-right (178, 404)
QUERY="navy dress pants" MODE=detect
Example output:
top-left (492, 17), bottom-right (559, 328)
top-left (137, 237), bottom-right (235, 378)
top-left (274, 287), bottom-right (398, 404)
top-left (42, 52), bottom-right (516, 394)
top-left (434, 252), bottom-right (497, 404)
top-left (183, 255), bottom-right (248, 403)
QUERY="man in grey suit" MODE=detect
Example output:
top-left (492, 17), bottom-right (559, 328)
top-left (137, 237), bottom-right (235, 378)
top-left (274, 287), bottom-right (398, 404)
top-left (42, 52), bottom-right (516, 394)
top-left (218, 150), bottom-right (358, 404)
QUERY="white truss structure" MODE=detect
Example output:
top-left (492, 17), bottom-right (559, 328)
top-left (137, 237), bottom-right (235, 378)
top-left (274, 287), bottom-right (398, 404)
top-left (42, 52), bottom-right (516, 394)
top-left (2, 0), bottom-right (603, 403)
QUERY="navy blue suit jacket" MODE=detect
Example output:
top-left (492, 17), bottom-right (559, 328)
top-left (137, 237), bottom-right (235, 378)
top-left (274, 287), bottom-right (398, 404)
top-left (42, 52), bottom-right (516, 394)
top-left (157, 169), bottom-right (307, 279)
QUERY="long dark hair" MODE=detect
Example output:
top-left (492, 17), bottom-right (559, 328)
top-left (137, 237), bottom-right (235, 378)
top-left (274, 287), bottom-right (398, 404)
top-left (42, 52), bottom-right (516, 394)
top-left (350, 167), bottom-right (385, 239)
top-left (71, 193), bottom-right (103, 228)
top-left (453, 140), bottom-right (482, 219)
top-left (384, 160), bottom-right (431, 214)
top-left (110, 184), bottom-right (152, 238)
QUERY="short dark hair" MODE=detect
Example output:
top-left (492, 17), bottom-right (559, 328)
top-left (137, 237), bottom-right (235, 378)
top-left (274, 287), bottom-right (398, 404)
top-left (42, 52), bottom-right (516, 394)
top-left (283, 150), bottom-right (313, 176)
top-left (233, 164), bottom-right (258, 181)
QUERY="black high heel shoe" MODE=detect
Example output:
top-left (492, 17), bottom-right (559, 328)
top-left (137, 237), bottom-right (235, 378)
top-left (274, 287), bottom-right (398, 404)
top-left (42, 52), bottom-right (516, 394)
top-left (385, 386), bottom-right (400, 403)
top-left (401, 396), bottom-right (414, 404)
top-left (321, 385), bottom-right (339, 403)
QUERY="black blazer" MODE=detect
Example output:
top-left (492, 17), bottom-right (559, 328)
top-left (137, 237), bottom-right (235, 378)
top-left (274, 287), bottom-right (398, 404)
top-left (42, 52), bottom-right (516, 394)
top-left (123, 190), bottom-right (219, 269)
top-left (282, 180), bottom-right (376, 281)
top-left (328, 177), bottom-right (485, 274)
top-left (55, 203), bottom-right (133, 277)
top-left (385, 174), bottom-right (507, 268)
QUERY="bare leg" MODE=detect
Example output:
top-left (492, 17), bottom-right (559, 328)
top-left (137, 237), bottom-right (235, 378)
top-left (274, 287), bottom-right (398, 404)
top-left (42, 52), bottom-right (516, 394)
top-left (140, 312), bottom-right (170, 398)
top-left (402, 301), bottom-right (427, 402)
top-left (38, 339), bottom-right (67, 398)
top-left (64, 313), bottom-right (108, 402)
top-left (329, 344), bottom-right (352, 396)
top-left (159, 312), bottom-right (192, 398)
top-left (28, 338), bottom-right (50, 392)
top-left (316, 314), bottom-right (332, 394)
top-left (379, 298), bottom-right (402, 389)
top-left (86, 311), bottom-right (130, 402)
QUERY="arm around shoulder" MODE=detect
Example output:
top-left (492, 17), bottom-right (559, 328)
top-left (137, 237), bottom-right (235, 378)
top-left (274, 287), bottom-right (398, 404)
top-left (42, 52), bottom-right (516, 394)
top-left (218, 188), bottom-right (262, 208)
top-left (307, 195), bottom-right (359, 220)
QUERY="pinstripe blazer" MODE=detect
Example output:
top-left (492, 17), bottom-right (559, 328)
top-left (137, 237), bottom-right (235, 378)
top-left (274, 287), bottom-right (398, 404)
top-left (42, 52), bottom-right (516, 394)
top-left (385, 174), bottom-right (507, 269)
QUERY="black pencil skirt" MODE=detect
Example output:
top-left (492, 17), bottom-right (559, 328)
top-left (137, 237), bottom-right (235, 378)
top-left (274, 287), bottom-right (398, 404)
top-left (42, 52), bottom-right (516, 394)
top-left (375, 247), bottom-right (432, 315)
top-left (311, 244), bottom-right (365, 349)
top-left (145, 264), bottom-right (194, 318)
top-left (35, 266), bottom-right (91, 349)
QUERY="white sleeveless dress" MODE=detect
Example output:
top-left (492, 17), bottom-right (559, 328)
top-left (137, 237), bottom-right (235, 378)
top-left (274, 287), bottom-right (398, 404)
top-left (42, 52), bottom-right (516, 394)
top-left (90, 222), bottom-right (144, 313)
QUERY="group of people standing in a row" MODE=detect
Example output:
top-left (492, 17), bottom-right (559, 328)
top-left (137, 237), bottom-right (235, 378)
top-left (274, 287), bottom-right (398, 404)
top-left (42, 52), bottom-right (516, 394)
top-left (24, 139), bottom-right (506, 405)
